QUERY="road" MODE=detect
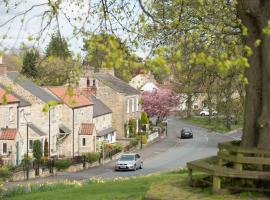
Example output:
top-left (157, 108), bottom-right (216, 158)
top-left (5, 116), bottom-right (241, 187)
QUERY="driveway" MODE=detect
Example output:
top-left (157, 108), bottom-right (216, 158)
top-left (4, 116), bottom-right (241, 188)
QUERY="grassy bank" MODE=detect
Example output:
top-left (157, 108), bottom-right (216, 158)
top-left (181, 116), bottom-right (242, 133)
top-left (2, 171), bottom-right (268, 200)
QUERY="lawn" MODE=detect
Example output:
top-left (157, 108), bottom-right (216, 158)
top-left (2, 171), bottom-right (268, 200)
top-left (181, 116), bottom-right (242, 133)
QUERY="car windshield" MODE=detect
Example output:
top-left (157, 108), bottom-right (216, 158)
top-left (119, 155), bottom-right (135, 161)
top-left (183, 128), bottom-right (191, 131)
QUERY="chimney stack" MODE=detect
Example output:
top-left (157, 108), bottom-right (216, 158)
top-left (0, 55), bottom-right (7, 76)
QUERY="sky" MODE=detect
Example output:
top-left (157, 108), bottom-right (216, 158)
top-left (0, 0), bottom-right (145, 58)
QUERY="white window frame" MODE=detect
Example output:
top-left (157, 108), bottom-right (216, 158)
top-left (9, 107), bottom-right (14, 122)
top-left (2, 143), bottom-right (7, 155)
top-left (127, 99), bottom-right (130, 113)
top-left (131, 98), bottom-right (135, 112)
top-left (20, 109), bottom-right (25, 124)
top-left (82, 138), bottom-right (86, 147)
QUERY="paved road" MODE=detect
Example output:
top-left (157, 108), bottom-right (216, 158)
top-left (5, 116), bottom-right (241, 187)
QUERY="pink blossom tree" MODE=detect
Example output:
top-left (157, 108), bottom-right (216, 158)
top-left (142, 89), bottom-right (180, 121)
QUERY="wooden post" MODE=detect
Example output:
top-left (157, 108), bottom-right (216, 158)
top-left (234, 152), bottom-right (243, 171)
top-left (212, 176), bottom-right (221, 193)
top-left (188, 168), bottom-right (193, 186)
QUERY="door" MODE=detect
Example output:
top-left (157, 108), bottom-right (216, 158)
top-left (16, 141), bottom-right (19, 166)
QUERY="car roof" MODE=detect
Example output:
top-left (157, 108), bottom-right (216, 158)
top-left (121, 153), bottom-right (136, 156)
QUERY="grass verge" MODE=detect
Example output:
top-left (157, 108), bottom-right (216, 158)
top-left (181, 116), bottom-right (242, 133)
top-left (2, 170), bottom-right (269, 200)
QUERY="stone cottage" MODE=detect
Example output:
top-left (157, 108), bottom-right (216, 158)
top-left (48, 87), bottom-right (96, 157)
top-left (79, 71), bottom-right (141, 139)
top-left (82, 88), bottom-right (116, 144)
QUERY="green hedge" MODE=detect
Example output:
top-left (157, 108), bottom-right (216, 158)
top-left (0, 166), bottom-right (11, 180)
top-left (84, 153), bottom-right (100, 164)
top-left (54, 159), bottom-right (72, 170)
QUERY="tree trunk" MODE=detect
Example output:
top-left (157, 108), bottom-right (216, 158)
top-left (237, 0), bottom-right (270, 149)
top-left (186, 93), bottom-right (192, 118)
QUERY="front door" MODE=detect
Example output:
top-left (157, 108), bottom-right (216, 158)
top-left (16, 141), bottom-right (19, 166)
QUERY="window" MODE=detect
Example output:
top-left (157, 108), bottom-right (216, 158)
top-left (9, 107), bottom-right (14, 122)
top-left (131, 98), bottom-right (135, 112)
top-left (87, 77), bottom-right (90, 87)
top-left (82, 138), bottom-right (86, 147)
top-left (3, 143), bottom-right (7, 154)
top-left (93, 79), bottom-right (96, 87)
top-left (29, 140), bottom-right (33, 150)
top-left (127, 99), bottom-right (130, 113)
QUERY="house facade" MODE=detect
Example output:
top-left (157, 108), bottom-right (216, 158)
top-left (79, 72), bottom-right (141, 139)
top-left (48, 87), bottom-right (96, 157)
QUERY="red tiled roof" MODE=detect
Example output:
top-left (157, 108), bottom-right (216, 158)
top-left (0, 88), bottom-right (19, 104)
top-left (49, 87), bottom-right (93, 108)
top-left (0, 128), bottom-right (17, 140)
top-left (80, 123), bottom-right (95, 135)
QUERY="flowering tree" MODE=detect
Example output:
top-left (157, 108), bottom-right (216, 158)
top-left (142, 89), bottom-right (180, 121)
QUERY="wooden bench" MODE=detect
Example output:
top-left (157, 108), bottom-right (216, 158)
top-left (187, 141), bottom-right (270, 193)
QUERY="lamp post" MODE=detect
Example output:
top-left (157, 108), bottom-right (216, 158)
top-left (23, 113), bottom-right (30, 180)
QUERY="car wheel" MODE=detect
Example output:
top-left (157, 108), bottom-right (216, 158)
top-left (133, 164), bottom-right (137, 171)
top-left (140, 162), bottom-right (143, 169)
top-left (201, 113), bottom-right (205, 116)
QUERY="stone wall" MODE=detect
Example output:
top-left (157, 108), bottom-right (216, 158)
top-left (0, 103), bottom-right (18, 129)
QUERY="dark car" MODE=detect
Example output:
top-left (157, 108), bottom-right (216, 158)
top-left (180, 128), bottom-right (193, 139)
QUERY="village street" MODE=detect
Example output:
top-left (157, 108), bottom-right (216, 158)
top-left (5, 116), bottom-right (241, 188)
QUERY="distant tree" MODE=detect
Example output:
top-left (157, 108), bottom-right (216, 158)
top-left (83, 33), bottom-right (142, 82)
top-left (142, 89), bottom-right (180, 122)
top-left (38, 57), bottom-right (81, 86)
top-left (21, 49), bottom-right (39, 78)
top-left (45, 33), bottom-right (71, 59)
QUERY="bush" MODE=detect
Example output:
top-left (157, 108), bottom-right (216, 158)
top-left (142, 135), bottom-right (148, 144)
top-left (130, 138), bottom-right (139, 147)
top-left (114, 143), bottom-right (123, 152)
top-left (84, 153), bottom-right (100, 164)
top-left (0, 166), bottom-right (11, 180)
top-left (54, 159), bottom-right (72, 170)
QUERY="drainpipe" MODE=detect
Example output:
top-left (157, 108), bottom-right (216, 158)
top-left (72, 108), bottom-right (75, 158)
top-left (17, 106), bottom-right (19, 129)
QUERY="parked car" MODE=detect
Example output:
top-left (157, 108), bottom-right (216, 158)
top-left (180, 128), bottom-right (193, 139)
top-left (199, 109), bottom-right (217, 116)
top-left (115, 153), bottom-right (143, 171)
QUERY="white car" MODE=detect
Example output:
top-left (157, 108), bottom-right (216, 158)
top-left (200, 110), bottom-right (217, 116)
top-left (115, 153), bottom-right (143, 171)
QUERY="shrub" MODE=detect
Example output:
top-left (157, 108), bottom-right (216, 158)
top-left (54, 159), bottom-right (72, 170)
top-left (33, 140), bottom-right (42, 161)
top-left (130, 138), bottom-right (139, 147)
top-left (84, 153), bottom-right (100, 164)
top-left (0, 166), bottom-right (11, 180)
top-left (114, 143), bottom-right (123, 152)
top-left (142, 135), bottom-right (148, 144)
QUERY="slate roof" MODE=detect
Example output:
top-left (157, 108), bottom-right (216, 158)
top-left (79, 123), bottom-right (95, 135)
top-left (0, 82), bottom-right (31, 107)
top-left (0, 128), bottom-right (17, 140)
top-left (28, 123), bottom-right (46, 136)
top-left (96, 73), bottom-right (140, 95)
top-left (96, 127), bottom-right (116, 137)
top-left (49, 86), bottom-right (93, 108)
top-left (6, 71), bottom-right (60, 103)
top-left (91, 96), bottom-right (112, 118)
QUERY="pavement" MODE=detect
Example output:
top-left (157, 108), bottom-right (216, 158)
top-left (3, 116), bottom-right (242, 189)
